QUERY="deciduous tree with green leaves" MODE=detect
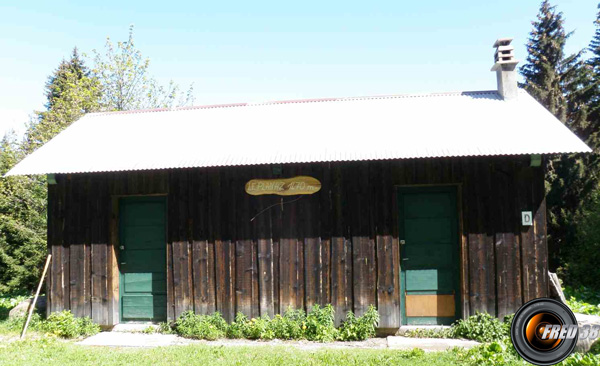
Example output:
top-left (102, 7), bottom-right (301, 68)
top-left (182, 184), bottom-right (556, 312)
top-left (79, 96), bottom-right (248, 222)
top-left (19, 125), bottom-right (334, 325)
top-left (92, 25), bottom-right (193, 111)
top-left (0, 133), bottom-right (46, 294)
top-left (0, 28), bottom-right (195, 294)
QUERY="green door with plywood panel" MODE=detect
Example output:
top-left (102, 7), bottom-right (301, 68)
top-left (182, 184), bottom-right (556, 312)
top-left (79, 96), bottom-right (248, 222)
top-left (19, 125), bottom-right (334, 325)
top-left (119, 196), bottom-right (167, 322)
top-left (398, 186), bottom-right (460, 325)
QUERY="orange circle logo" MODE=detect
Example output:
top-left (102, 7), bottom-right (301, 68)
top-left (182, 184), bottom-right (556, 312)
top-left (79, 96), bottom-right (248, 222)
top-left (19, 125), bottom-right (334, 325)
top-left (525, 313), bottom-right (563, 351)
top-left (511, 298), bottom-right (578, 366)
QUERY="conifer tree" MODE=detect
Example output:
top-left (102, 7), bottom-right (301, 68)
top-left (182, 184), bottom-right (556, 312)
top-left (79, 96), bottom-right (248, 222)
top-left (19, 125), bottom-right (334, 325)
top-left (521, 1), bottom-right (572, 121)
top-left (23, 49), bottom-right (101, 154)
top-left (562, 3), bottom-right (600, 289)
top-left (0, 51), bottom-right (101, 294)
top-left (587, 4), bottom-right (600, 134)
top-left (520, 0), bottom-right (593, 272)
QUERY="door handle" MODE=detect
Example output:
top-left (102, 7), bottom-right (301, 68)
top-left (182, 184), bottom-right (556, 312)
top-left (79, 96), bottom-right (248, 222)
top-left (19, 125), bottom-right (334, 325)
top-left (400, 240), bottom-right (406, 245)
top-left (402, 258), bottom-right (409, 261)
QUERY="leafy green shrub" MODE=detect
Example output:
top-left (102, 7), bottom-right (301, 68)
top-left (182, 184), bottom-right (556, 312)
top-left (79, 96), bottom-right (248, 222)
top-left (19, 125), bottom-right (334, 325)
top-left (450, 312), bottom-right (508, 342)
top-left (501, 313), bottom-right (514, 335)
top-left (589, 341), bottom-right (600, 355)
top-left (565, 286), bottom-right (600, 316)
top-left (176, 305), bottom-right (381, 342)
top-left (141, 326), bottom-right (156, 334)
top-left (404, 312), bottom-right (513, 342)
top-left (337, 305), bottom-right (380, 341)
top-left (455, 338), bottom-right (520, 366)
top-left (246, 316), bottom-right (275, 340)
top-left (566, 286), bottom-right (600, 305)
top-left (0, 313), bottom-right (44, 334)
top-left (457, 336), bottom-right (600, 366)
top-left (0, 293), bottom-right (30, 320)
top-left (226, 313), bottom-right (275, 340)
top-left (43, 310), bottom-right (100, 338)
top-left (158, 321), bottom-right (174, 334)
top-left (227, 313), bottom-right (275, 340)
top-left (174, 311), bottom-right (226, 340)
top-left (226, 312), bottom-right (249, 339)
top-left (558, 352), bottom-right (600, 365)
top-left (304, 304), bottom-right (337, 342)
top-left (208, 311), bottom-right (228, 332)
top-left (269, 308), bottom-right (305, 340)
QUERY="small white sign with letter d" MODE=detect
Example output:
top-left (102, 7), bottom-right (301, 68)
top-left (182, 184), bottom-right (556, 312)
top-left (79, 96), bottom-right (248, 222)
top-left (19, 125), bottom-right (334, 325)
top-left (522, 211), bottom-right (533, 226)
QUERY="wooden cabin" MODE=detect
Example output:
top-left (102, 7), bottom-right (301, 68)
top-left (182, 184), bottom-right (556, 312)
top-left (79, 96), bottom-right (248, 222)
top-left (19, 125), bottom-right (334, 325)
top-left (7, 39), bottom-right (590, 330)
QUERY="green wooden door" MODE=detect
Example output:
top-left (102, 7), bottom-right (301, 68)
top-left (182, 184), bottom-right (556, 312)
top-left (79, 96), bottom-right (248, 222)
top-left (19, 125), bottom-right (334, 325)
top-left (398, 186), bottom-right (460, 325)
top-left (119, 196), bottom-right (167, 322)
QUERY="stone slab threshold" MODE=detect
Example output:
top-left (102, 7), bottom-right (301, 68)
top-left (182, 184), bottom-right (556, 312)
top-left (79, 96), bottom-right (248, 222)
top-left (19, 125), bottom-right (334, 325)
top-left (395, 325), bottom-right (451, 336)
top-left (111, 323), bottom-right (158, 333)
top-left (77, 332), bottom-right (479, 351)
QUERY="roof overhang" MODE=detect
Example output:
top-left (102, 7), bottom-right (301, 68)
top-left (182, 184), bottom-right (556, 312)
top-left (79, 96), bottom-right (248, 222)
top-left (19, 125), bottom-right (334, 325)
top-left (5, 90), bottom-right (592, 176)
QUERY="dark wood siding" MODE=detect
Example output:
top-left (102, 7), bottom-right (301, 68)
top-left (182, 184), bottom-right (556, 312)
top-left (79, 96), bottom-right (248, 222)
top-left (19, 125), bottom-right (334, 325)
top-left (47, 156), bottom-right (548, 327)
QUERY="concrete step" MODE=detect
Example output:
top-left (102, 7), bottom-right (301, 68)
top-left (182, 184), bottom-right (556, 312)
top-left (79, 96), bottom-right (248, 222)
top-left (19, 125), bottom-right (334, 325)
top-left (111, 323), bottom-right (158, 333)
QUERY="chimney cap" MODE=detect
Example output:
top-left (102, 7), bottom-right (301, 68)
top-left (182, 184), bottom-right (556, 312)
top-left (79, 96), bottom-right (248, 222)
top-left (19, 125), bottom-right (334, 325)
top-left (492, 38), bottom-right (513, 48)
top-left (492, 37), bottom-right (518, 71)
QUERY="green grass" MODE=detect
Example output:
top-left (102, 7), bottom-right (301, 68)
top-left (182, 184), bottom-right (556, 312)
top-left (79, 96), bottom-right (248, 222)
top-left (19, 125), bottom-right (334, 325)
top-left (0, 318), bottom-right (24, 335)
top-left (0, 338), bottom-right (519, 366)
top-left (0, 292), bottom-right (594, 365)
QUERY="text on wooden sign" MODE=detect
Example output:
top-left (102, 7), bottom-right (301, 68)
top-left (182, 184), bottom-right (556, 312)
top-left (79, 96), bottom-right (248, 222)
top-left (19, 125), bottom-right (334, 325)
top-left (245, 176), bottom-right (322, 196)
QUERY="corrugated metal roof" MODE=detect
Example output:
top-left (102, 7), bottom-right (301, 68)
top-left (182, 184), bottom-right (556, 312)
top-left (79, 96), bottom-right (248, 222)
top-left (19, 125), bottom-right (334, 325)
top-left (5, 89), bottom-right (592, 176)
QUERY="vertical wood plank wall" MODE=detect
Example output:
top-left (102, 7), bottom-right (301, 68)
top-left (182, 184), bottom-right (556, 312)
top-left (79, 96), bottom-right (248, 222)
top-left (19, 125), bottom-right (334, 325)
top-left (46, 156), bottom-right (548, 327)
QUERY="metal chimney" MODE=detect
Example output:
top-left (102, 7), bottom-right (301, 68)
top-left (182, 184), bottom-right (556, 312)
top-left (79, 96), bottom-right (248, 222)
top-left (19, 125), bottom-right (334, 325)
top-left (491, 38), bottom-right (519, 101)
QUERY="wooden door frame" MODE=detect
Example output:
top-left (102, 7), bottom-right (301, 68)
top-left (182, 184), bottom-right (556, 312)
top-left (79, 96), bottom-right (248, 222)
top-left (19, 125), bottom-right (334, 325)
top-left (108, 193), bottom-right (168, 326)
top-left (393, 183), bottom-right (467, 325)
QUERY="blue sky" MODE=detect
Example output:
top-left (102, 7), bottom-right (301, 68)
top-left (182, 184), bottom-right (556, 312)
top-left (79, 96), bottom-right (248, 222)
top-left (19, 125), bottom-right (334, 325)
top-left (0, 0), bottom-right (597, 136)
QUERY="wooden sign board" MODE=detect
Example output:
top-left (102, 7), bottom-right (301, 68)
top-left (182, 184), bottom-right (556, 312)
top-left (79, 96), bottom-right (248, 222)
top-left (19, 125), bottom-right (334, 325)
top-left (245, 176), bottom-right (321, 196)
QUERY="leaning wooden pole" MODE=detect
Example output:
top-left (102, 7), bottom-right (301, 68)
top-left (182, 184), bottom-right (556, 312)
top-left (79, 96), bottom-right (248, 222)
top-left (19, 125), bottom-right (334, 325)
top-left (21, 254), bottom-right (52, 339)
